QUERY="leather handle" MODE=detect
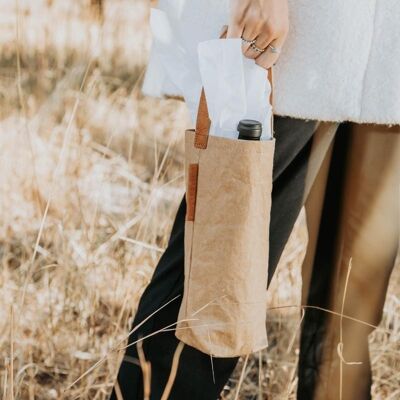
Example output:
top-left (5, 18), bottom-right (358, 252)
top-left (268, 67), bottom-right (274, 136)
top-left (194, 88), bottom-right (212, 149)
top-left (194, 67), bottom-right (274, 149)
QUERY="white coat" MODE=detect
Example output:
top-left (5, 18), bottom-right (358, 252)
top-left (143, 0), bottom-right (400, 125)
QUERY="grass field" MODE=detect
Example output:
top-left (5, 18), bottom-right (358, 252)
top-left (0, 1), bottom-right (398, 399)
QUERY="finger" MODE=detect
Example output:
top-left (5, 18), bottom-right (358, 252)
top-left (241, 24), bottom-right (260, 55)
top-left (255, 37), bottom-right (286, 70)
top-left (227, 0), bottom-right (247, 38)
top-left (243, 30), bottom-right (274, 59)
top-left (253, 30), bottom-right (274, 53)
top-left (220, 25), bottom-right (228, 39)
top-left (227, 16), bottom-right (244, 38)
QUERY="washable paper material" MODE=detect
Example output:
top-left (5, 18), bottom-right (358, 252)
top-left (144, 9), bottom-right (272, 140)
top-left (176, 130), bottom-right (275, 357)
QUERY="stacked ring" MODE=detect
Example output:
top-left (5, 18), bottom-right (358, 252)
top-left (241, 37), bottom-right (282, 55)
top-left (268, 44), bottom-right (281, 54)
top-left (241, 37), bottom-right (256, 45)
top-left (250, 42), bottom-right (266, 53)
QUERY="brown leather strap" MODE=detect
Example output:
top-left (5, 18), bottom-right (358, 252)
top-left (268, 67), bottom-right (274, 137)
top-left (268, 67), bottom-right (274, 108)
top-left (186, 163), bottom-right (199, 221)
top-left (194, 88), bottom-right (211, 149)
top-left (194, 67), bottom-right (275, 148)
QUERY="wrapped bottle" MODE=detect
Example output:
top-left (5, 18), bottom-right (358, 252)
top-left (237, 119), bottom-right (262, 141)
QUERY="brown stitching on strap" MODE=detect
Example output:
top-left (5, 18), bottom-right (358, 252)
top-left (186, 164), bottom-right (199, 221)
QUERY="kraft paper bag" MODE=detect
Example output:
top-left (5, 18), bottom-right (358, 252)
top-left (175, 87), bottom-right (275, 357)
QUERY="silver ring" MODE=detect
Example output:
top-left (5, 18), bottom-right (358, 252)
top-left (268, 44), bottom-right (281, 54)
top-left (241, 37), bottom-right (256, 45)
top-left (250, 42), bottom-right (266, 54)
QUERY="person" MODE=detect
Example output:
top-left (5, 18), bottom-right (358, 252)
top-left (110, 0), bottom-right (400, 399)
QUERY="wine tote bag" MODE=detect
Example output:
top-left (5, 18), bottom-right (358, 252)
top-left (175, 73), bottom-right (276, 358)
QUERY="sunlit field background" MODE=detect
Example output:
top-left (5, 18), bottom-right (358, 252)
top-left (0, 1), bottom-right (398, 399)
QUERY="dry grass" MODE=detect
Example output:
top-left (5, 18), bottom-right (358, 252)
top-left (0, 1), bottom-right (398, 399)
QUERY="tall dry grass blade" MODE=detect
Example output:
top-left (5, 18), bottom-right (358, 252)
top-left (258, 350), bottom-right (263, 400)
top-left (210, 354), bottom-right (216, 385)
top-left (268, 305), bottom-right (392, 334)
top-left (206, 329), bottom-right (216, 384)
top-left (119, 236), bottom-right (165, 253)
top-left (2, 366), bottom-right (8, 400)
top-left (14, 0), bottom-right (43, 216)
top-left (137, 340), bottom-right (151, 400)
top-left (337, 258), bottom-right (362, 400)
top-left (119, 318), bottom-right (198, 353)
top-left (234, 355), bottom-right (249, 400)
top-left (28, 347), bottom-right (35, 400)
top-left (18, 0), bottom-right (110, 307)
top-left (9, 306), bottom-right (14, 400)
top-left (160, 342), bottom-right (185, 400)
top-left (20, 60), bottom-right (93, 307)
top-left (286, 308), bottom-right (305, 355)
top-left (113, 381), bottom-right (123, 400)
top-left (285, 359), bottom-right (298, 399)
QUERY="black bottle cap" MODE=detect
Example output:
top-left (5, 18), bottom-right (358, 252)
top-left (237, 119), bottom-right (262, 140)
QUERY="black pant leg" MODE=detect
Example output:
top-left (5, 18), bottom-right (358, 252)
top-left (111, 117), bottom-right (317, 400)
top-left (110, 196), bottom-right (189, 400)
top-left (268, 117), bottom-right (318, 282)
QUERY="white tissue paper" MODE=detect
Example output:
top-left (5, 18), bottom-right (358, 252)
top-left (198, 39), bottom-right (272, 140)
top-left (144, 9), bottom-right (273, 140)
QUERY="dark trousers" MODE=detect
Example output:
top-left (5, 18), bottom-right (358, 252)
top-left (110, 116), bottom-right (318, 400)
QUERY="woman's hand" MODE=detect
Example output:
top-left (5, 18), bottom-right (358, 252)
top-left (228, 0), bottom-right (289, 69)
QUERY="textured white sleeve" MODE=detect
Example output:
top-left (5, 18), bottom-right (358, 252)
top-left (141, 6), bottom-right (184, 98)
top-left (141, 50), bottom-right (165, 98)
